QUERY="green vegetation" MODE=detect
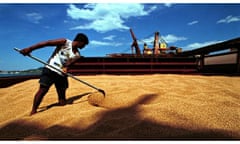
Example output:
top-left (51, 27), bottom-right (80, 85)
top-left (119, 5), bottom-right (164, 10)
top-left (0, 67), bottom-right (43, 75)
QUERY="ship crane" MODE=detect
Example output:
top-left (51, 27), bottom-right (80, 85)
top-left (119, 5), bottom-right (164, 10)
top-left (130, 28), bottom-right (141, 56)
top-left (153, 31), bottom-right (169, 55)
top-left (152, 31), bottom-right (180, 56)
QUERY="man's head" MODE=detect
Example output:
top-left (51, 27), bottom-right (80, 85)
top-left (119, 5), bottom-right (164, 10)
top-left (73, 33), bottom-right (89, 49)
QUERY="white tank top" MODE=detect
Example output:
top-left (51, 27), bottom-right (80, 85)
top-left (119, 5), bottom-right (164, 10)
top-left (46, 39), bottom-right (80, 76)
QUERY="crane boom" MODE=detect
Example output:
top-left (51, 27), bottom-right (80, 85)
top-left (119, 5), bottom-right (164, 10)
top-left (130, 28), bottom-right (141, 56)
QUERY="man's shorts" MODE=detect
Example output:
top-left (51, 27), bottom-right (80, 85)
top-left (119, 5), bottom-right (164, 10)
top-left (39, 67), bottom-right (68, 89)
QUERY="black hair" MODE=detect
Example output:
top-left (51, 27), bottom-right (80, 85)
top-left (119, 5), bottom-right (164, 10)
top-left (74, 33), bottom-right (89, 45)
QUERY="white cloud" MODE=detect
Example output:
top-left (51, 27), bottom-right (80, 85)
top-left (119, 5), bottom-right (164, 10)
top-left (25, 12), bottom-right (43, 24)
top-left (185, 40), bottom-right (223, 49)
top-left (103, 35), bottom-right (116, 41)
top-left (188, 20), bottom-right (198, 25)
top-left (217, 15), bottom-right (240, 24)
top-left (148, 5), bottom-right (158, 11)
top-left (91, 40), bottom-right (122, 47)
top-left (162, 34), bottom-right (187, 43)
top-left (164, 3), bottom-right (173, 7)
top-left (67, 4), bottom-right (157, 33)
top-left (141, 36), bottom-right (155, 44)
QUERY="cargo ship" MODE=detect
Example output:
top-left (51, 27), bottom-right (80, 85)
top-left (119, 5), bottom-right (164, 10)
top-left (68, 29), bottom-right (240, 75)
top-left (68, 28), bottom-right (199, 75)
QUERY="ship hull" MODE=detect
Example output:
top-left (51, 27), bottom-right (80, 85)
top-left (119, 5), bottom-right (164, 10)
top-left (68, 56), bottom-right (199, 75)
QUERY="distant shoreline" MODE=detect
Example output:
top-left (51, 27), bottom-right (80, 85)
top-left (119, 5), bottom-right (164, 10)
top-left (0, 73), bottom-right (41, 78)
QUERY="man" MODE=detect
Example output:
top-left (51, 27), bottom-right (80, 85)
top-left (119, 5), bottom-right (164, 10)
top-left (20, 33), bottom-right (89, 115)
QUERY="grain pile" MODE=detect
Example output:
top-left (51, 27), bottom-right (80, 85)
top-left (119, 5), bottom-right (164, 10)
top-left (0, 74), bottom-right (239, 140)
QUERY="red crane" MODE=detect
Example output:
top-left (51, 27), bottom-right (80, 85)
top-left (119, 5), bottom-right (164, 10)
top-left (130, 28), bottom-right (141, 56)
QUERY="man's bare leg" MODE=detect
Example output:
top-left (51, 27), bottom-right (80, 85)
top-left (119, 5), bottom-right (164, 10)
top-left (56, 87), bottom-right (67, 106)
top-left (30, 85), bottom-right (49, 116)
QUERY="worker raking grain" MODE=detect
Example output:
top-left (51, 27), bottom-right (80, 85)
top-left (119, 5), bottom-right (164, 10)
top-left (14, 33), bottom-right (106, 114)
top-left (15, 48), bottom-right (106, 109)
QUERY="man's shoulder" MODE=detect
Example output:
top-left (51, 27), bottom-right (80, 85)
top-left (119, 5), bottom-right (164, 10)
top-left (65, 39), bottom-right (72, 44)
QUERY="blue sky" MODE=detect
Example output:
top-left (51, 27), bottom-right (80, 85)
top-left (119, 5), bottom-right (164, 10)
top-left (0, 3), bottom-right (240, 71)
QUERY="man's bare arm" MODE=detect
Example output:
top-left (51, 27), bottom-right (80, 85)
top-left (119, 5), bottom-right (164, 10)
top-left (20, 38), bottom-right (67, 56)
